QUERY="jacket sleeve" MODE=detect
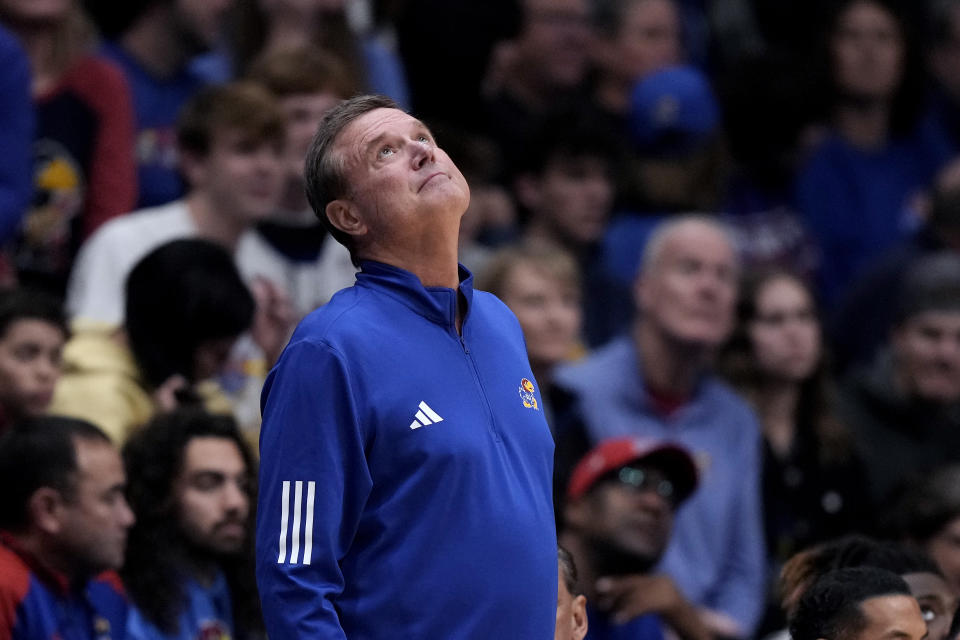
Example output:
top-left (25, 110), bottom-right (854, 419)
top-left (710, 415), bottom-right (766, 637)
top-left (255, 339), bottom-right (372, 639)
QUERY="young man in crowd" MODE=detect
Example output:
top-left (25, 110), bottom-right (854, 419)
top-left (0, 416), bottom-right (134, 640)
top-left (122, 408), bottom-right (261, 640)
top-left (513, 110), bottom-right (621, 345)
top-left (789, 567), bottom-right (926, 640)
top-left (0, 288), bottom-right (67, 432)
top-left (561, 436), bottom-right (709, 640)
top-left (244, 45), bottom-right (358, 317)
top-left (65, 80), bottom-right (285, 330)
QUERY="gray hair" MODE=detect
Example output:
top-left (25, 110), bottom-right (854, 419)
top-left (304, 94), bottom-right (401, 266)
top-left (639, 214), bottom-right (738, 277)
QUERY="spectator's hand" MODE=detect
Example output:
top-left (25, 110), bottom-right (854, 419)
top-left (595, 574), bottom-right (713, 640)
top-left (250, 276), bottom-right (296, 366)
top-left (153, 375), bottom-right (189, 412)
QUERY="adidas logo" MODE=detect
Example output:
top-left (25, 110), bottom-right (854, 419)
top-left (409, 401), bottom-right (444, 430)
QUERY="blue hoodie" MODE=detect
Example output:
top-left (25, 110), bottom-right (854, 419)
top-left (256, 261), bottom-right (557, 639)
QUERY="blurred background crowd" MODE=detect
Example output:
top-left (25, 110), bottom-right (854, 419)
top-left (5, 0), bottom-right (960, 639)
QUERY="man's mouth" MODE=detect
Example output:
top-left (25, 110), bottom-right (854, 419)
top-left (419, 172), bottom-right (446, 192)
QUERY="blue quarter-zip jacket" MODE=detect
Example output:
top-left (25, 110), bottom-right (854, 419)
top-left (256, 261), bottom-right (557, 639)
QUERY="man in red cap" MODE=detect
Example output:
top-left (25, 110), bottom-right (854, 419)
top-left (561, 436), bottom-right (710, 640)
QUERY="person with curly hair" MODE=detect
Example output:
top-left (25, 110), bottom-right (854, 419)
top-left (122, 408), bottom-right (262, 640)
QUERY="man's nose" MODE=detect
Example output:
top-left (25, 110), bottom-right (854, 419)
top-left (411, 139), bottom-right (434, 169)
top-left (223, 481), bottom-right (249, 515)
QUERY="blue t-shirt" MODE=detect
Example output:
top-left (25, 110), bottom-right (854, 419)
top-left (794, 131), bottom-right (946, 303)
top-left (126, 572), bottom-right (233, 640)
top-left (100, 43), bottom-right (209, 209)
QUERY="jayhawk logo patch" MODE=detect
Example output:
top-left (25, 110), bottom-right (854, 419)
top-left (519, 378), bottom-right (539, 410)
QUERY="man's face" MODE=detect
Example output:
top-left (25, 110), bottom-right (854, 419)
top-left (57, 438), bottom-right (135, 574)
top-left (851, 594), bottom-right (927, 640)
top-left (902, 571), bottom-right (958, 640)
top-left (636, 222), bottom-right (738, 348)
top-left (555, 566), bottom-right (589, 640)
top-left (892, 311), bottom-right (960, 403)
top-left (280, 92), bottom-right (342, 184)
top-left (831, 0), bottom-right (904, 102)
top-left (0, 319), bottom-right (65, 418)
top-left (500, 263), bottom-right (582, 370)
top-left (331, 108), bottom-right (470, 256)
top-left (185, 128), bottom-right (286, 226)
top-left (517, 0), bottom-right (591, 90)
top-left (597, 0), bottom-right (681, 84)
top-left (523, 156), bottom-right (614, 246)
top-left (175, 437), bottom-right (250, 556)
top-left (174, 0), bottom-right (234, 53)
top-left (570, 462), bottom-right (676, 566)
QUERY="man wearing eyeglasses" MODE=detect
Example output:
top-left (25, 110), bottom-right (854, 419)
top-left (560, 437), bottom-right (711, 640)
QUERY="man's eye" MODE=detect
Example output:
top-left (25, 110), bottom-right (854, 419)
top-left (922, 608), bottom-right (936, 623)
top-left (379, 146), bottom-right (395, 158)
top-left (417, 135), bottom-right (430, 143)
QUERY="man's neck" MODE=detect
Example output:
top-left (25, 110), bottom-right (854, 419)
top-left (180, 545), bottom-right (222, 588)
top-left (119, 8), bottom-right (187, 79)
top-left (559, 532), bottom-right (655, 602)
top-left (186, 192), bottom-right (247, 251)
top-left (360, 235), bottom-right (461, 290)
top-left (559, 533), bottom-right (603, 602)
top-left (633, 321), bottom-right (709, 397)
top-left (6, 531), bottom-right (80, 585)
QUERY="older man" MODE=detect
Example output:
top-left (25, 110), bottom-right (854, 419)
top-left (256, 95), bottom-right (557, 638)
top-left (555, 215), bottom-right (766, 638)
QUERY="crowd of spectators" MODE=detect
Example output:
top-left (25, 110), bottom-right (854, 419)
top-left (4, 0), bottom-right (960, 638)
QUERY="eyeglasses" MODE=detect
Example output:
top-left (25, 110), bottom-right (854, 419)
top-left (612, 466), bottom-right (677, 506)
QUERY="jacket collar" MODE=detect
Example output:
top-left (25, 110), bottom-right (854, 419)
top-left (355, 261), bottom-right (474, 328)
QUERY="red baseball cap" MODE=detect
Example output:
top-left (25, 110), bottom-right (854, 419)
top-left (567, 436), bottom-right (699, 503)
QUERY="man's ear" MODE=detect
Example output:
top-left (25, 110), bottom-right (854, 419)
top-left (325, 199), bottom-right (368, 238)
top-left (27, 487), bottom-right (66, 536)
top-left (572, 594), bottom-right (589, 640)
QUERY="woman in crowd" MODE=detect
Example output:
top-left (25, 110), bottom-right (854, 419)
top-left (795, 0), bottom-right (948, 303)
top-left (720, 269), bottom-right (870, 629)
top-left (478, 243), bottom-right (584, 433)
